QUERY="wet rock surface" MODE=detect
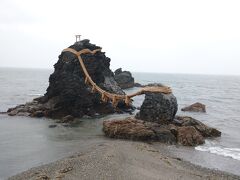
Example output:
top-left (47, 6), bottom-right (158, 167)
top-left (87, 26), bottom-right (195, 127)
top-left (103, 89), bottom-right (220, 146)
top-left (7, 40), bottom-right (132, 119)
top-left (103, 117), bottom-right (176, 144)
top-left (174, 116), bottom-right (221, 137)
top-left (181, 102), bottom-right (206, 112)
top-left (136, 88), bottom-right (178, 124)
top-left (103, 116), bottom-right (221, 146)
top-left (177, 126), bottom-right (205, 146)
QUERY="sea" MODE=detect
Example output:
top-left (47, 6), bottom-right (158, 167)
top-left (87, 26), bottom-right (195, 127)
top-left (0, 67), bottom-right (240, 179)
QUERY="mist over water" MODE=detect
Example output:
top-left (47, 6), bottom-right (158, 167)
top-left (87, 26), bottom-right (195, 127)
top-left (0, 68), bottom-right (240, 178)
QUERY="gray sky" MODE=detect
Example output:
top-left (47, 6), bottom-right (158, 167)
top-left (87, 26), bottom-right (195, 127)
top-left (0, 0), bottom-right (240, 75)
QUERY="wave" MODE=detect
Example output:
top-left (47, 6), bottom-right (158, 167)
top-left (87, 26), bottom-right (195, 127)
top-left (195, 142), bottom-right (240, 161)
top-left (28, 94), bottom-right (43, 96)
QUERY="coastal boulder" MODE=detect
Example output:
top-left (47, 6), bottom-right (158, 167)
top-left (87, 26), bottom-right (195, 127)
top-left (175, 116), bottom-right (221, 137)
top-left (181, 102), bottom-right (206, 112)
top-left (114, 68), bottom-right (135, 89)
top-left (103, 118), bottom-right (155, 141)
top-left (136, 85), bottom-right (178, 124)
top-left (103, 117), bottom-right (177, 144)
top-left (7, 39), bottom-right (132, 119)
top-left (177, 126), bottom-right (205, 146)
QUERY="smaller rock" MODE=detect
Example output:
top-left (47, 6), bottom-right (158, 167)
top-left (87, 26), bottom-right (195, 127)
top-left (17, 112), bottom-right (30, 116)
top-left (32, 110), bottom-right (45, 117)
top-left (134, 83), bottom-right (143, 87)
top-left (114, 68), bottom-right (135, 89)
top-left (61, 115), bottom-right (74, 123)
top-left (175, 116), bottom-right (221, 137)
top-left (82, 115), bottom-right (91, 119)
top-left (8, 110), bottom-right (18, 116)
top-left (49, 124), bottom-right (57, 128)
top-left (151, 126), bottom-right (176, 144)
top-left (181, 102), bottom-right (206, 112)
top-left (177, 126), bottom-right (205, 146)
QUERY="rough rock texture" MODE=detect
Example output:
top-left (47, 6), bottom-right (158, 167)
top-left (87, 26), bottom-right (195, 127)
top-left (136, 88), bottom-right (178, 124)
top-left (103, 116), bottom-right (221, 146)
top-left (114, 68), bottom-right (135, 89)
top-left (103, 118), bottom-right (176, 144)
top-left (177, 126), bottom-right (205, 146)
top-left (174, 116), bottom-right (221, 137)
top-left (7, 39), bottom-right (133, 119)
top-left (181, 102), bottom-right (206, 112)
top-left (103, 118), bottom-right (156, 141)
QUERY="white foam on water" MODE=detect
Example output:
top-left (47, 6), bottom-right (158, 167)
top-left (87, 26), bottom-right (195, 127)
top-left (28, 94), bottom-right (43, 96)
top-left (195, 141), bottom-right (240, 161)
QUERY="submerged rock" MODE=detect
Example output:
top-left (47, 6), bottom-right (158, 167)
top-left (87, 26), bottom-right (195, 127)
top-left (136, 87), bottom-right (178, 124)
top-left (7, 39), bottom-right (132, 119)
top-left (114, 68), bottom-right (135, 89)
top-left (181, 102), bottom-right (206, 112)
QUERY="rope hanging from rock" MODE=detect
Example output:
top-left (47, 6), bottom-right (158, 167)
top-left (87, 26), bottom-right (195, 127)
top-left (62, 48), bottom-right (172, 107)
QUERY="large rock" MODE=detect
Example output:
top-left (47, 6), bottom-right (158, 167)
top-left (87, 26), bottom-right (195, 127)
top-left (181, 102), bottom-right (206, 112)
top-left (103, 117), bottom-right (210, 146)
top-left (7, 39), bottom-right (132, 119)
top-left (103, 117), bottom-right (176, 144)
top-left (136, 86), bottom-right (178, 124)
top-left (114, 68), bottom-right (135, 89)
top-left (103, 118), bottom-right (155, 141)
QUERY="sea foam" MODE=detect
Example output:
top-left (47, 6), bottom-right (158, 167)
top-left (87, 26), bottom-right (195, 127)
top-left (195, 141), bottom-right (240, 161)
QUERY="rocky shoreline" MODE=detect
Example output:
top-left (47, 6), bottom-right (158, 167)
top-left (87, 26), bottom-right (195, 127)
top-left (6, 40), bottom-right (221, 147)
top-left (9, 140), bottom-right (240, 180)
top-left (5, 39), bottom-right (227, 179)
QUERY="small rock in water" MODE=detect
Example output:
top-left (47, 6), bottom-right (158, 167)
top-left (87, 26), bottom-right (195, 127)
top-left (61, 115), bottom-right (74, 123)
top-left (82, 115), bottom-right (92, 119)
top-left (114, 68), bottom-right (135, 89)
top-left (32, 110), bottom-right (45, 118)
top-left (181, 102), bottom-right (206, 112)
top-left (48, 124), bottom-right (57, 128)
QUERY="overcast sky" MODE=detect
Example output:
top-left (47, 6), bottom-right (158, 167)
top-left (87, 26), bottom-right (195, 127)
top-left (0, 0), bottom-right (240, 75)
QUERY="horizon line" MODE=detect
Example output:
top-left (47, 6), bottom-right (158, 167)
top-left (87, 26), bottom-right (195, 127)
top-left (0, 66), bottom-right (239, 77)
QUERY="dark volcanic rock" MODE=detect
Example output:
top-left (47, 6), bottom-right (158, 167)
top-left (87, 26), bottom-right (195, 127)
top-left (7, 39), bottom-right (132, 119)
top-left (136, 89), bottom-right (178, 124)
top-left (114, 68), bottom-right (135, 89)
top-left (181, 102), bottom-right (206, 112)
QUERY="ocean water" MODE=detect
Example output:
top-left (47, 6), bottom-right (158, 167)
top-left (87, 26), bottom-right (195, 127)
top-left (0, 67), bottom-right (240, 178)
